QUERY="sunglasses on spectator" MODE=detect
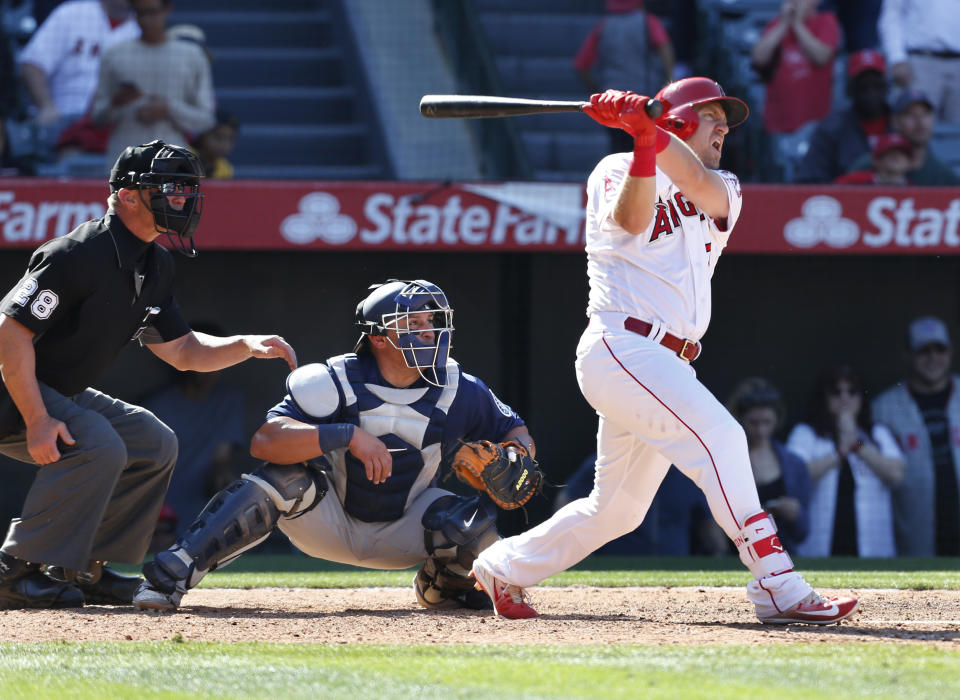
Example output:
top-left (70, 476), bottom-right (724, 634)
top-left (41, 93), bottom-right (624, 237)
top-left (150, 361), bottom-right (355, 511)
top-left (828, 385), bottom-right (859, 397)
top-left (915, 343), bottom-right (950, 356)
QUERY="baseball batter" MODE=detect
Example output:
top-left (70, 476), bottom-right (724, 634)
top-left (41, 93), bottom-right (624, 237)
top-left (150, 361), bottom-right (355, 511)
top-left (472, 78), bottom-right (860, 624)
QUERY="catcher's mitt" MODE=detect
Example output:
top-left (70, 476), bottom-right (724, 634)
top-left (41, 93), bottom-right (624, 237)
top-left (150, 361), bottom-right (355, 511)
top-left (450, 440), bottom-right (543, 510)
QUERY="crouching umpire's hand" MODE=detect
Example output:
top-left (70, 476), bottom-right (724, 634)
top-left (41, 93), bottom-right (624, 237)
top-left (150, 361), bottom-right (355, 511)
top-left (27, 415), bottom-right (76, 465)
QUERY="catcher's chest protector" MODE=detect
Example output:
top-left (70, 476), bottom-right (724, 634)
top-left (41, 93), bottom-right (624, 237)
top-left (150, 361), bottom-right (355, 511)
top-left (326, 354), bottom-right (461, 522)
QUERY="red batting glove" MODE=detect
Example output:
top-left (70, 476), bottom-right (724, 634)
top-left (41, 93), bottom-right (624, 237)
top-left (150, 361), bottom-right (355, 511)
top-left (619, 94), bottom-right (656, 144)
top-left (583, 89), bottom-right (634, 131)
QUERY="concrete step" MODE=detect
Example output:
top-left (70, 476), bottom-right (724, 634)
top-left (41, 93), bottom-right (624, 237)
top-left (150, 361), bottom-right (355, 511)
top-left (480, 13), bottom-right (597, 57)
top-left (216, 86), bottom-right (358, 125)
top-left (212, 48), bottom-right (344, 88)
top-left (171, 11), bottom-right (333, 49)
top-left (231, 123), bottom-right (370, 166)
top-left (233, 163), bottom-right (385, 180)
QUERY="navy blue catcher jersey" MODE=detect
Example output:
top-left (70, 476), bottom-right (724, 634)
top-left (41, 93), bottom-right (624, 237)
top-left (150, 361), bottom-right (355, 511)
top-left (265, 352), bottom-right (524, 522)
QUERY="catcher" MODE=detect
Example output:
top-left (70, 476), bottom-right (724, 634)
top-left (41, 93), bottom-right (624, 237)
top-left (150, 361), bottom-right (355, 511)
top-left (133, 279), bottom-right (542, 615)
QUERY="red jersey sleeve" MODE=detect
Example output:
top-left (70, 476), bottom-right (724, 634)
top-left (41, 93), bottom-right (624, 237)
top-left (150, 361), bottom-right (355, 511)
top-left (573, 22), bottom-right (604, 71)
top-left (646, 14), bottom-right (670, 48)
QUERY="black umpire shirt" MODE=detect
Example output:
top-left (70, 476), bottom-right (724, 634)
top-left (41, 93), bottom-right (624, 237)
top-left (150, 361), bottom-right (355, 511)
top-left (0, 212), bottom-right (190, 434)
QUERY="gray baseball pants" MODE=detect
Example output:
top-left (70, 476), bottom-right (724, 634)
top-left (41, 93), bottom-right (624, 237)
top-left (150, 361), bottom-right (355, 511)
top-left (0, 384), bottom-right (177, 571)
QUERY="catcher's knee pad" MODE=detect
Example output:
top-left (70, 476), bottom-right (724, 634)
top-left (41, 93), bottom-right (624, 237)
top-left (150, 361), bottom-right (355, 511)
top-left (734, 511), bottom-right (794, 580)
top-left (144, 464), bottom-right (327, 594)
top-left (417, 495), bottom-right (498, 609)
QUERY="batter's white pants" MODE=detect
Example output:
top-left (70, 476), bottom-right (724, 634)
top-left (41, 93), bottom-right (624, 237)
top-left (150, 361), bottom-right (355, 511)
top-left (476, 313), bottom-right (811, 615)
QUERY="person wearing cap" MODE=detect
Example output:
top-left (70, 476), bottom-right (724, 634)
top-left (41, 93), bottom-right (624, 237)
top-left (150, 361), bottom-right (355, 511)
top-left (90, 0), bottom-right (215, 169)
top-left (0, 140), bottom-right (296, 610)
top-left (879, 0), bottom-right (960, 123)
top-left (834, 131), bottom-right (913, 185)
top-left (795, 49), bottom-right (892, 183)
top-left (872, 317), bottom-right (960, 556)
top-left (843, 89), bottom-right (959, 185)
top-left (750, 0), bottom-right (841, 134)
top-left (131, 279), bottom-right (538, 614)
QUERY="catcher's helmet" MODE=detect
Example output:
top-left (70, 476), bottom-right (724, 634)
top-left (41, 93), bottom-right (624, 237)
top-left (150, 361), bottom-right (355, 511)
top-left (354, 279), bottom-right (454, 387)
top-left (654, 77), bottom-right (749, 141)
top-left (109, 140), bottom-right (205, 257)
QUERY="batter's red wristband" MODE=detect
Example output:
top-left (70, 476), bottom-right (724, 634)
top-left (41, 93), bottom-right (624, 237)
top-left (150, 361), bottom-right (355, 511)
top-left (629, 141), bottom-right (656, 177)
top-left (655, 126), bottom-right (671, 153)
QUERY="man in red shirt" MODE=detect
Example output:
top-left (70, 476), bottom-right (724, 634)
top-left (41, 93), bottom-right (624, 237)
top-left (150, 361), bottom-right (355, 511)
top-left (751, 0), bottom-right (841, 133)
top-left (574, 1), bottom-right (675, 153)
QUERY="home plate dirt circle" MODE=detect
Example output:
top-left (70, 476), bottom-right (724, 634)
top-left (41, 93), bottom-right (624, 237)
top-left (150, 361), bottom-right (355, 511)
top-left (1, 587), bottom-right (957, 647)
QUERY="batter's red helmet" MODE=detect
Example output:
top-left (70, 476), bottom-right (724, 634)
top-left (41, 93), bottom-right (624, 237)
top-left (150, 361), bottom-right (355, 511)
top-left (654, 77), bottom-right (749, 141)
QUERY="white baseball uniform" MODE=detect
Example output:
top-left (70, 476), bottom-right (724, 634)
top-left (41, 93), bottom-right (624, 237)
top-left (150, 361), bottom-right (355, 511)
top-left (19, 1), bottom-right (140, 118)
top-left (475, 152), bottom-right (815, 617)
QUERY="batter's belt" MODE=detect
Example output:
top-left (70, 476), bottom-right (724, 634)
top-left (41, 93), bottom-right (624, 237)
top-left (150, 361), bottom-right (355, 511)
top-left (624, 317), bottom-right (702, 362)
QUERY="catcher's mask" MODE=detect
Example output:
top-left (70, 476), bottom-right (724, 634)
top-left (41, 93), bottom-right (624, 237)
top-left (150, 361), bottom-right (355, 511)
top-left (109, 139), bottom-right (205, 257)
top-left (654, 77), bottom-right (749, 141)
top-left (354, 279), bottom-right (454, 387)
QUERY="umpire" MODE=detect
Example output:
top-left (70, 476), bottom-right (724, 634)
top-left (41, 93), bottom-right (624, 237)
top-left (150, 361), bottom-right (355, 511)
top-left (0, 140), bottom-right (297, 609)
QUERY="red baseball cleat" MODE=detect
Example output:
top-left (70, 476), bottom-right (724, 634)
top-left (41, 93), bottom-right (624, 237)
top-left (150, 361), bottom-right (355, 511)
top-left (759, 591), bottom-right (859, 625)
top-left (470, 561), bottom-right (539, 620)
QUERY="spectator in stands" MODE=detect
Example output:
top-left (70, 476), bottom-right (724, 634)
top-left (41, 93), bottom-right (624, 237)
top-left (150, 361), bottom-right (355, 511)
top-left (90, 0), bottom-right (215, 168)
top-left (794, 49), bottom-right (891, 183)
top-left (872, 317), bottom-right (960, 556)
top-left (190, 110), bottom-right (239, 180)
top-left (141, 323), bottom-right (247, 538)
top-left (879, 0), bottom-right (960, 123)
top-left (842, 89), bottom-right (959, 186)
top-left (821, 0), bottom-right (882, 53)
top-left (573, 0), bottom-right (675, 153)
top-left (18, 0), bottom-right (139, 153)
top-left (750, 0), bottom-right (841, 134)
top-left (786, 365), bottom-right (904, 557)
top-left (834, 132), bottom-right (913, 185)
top-left (727, 378), bottom-right (811, 553)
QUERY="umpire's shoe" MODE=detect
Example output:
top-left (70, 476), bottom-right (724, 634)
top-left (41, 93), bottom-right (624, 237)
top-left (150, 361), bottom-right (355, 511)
top-left (0, 551), bottom-right (84, 610)
top-left (45, 562), bottom-right (144, 606)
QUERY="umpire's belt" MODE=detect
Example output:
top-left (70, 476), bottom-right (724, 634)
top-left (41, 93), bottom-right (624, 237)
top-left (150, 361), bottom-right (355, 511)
top-left (624, 317), bottom-right (702, 362)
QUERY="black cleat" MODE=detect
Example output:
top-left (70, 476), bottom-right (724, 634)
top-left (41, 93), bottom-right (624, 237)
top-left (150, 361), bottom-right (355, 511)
top-left (76, 567), bottom-right (144, 606)
top-left (0, 570), bottom-right (85, 610)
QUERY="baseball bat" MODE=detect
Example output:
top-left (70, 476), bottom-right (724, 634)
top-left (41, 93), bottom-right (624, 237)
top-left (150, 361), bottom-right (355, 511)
top-left (419, 94), bottom-right (663, 120)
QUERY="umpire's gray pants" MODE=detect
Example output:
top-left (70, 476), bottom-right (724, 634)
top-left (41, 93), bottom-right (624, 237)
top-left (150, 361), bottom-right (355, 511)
top-left (0, 384), bottom-right (177, 570)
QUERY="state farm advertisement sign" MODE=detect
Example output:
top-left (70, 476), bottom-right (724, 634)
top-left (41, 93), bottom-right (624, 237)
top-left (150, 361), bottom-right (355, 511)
top-left (0, 179), bottom-right (586, 251)
top-left (0, 178), bottom-right (958, 254)
top-left (730, 184), bottom-right (960, 254)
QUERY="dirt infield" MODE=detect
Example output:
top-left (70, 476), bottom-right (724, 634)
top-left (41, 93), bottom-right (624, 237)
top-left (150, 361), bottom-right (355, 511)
top-left (2, 587), bottom-right (958, 647)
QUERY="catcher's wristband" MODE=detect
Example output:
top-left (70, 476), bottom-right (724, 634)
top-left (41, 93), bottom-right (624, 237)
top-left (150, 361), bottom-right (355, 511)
top-left (317, 423), bottom-right (355, 454)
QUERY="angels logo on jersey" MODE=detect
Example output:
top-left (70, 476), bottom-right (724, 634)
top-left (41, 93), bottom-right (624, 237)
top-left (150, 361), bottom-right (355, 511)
top-left (649, 192), bottom-right (704, 242)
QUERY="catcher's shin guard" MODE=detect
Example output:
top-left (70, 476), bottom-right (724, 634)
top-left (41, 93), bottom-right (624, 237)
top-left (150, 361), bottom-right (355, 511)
top-left (417, 495), bottom-right (498, 609)
top-left (143, 463), bottom-right (326, 595)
